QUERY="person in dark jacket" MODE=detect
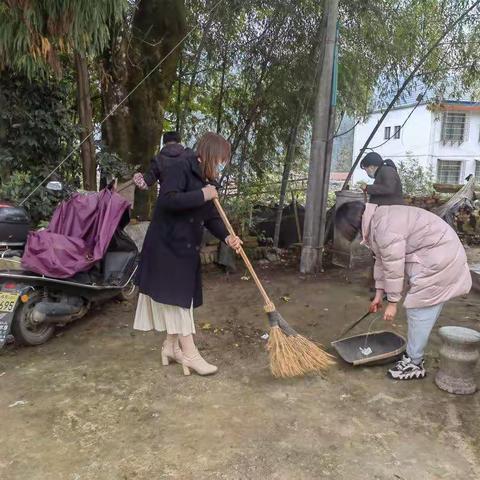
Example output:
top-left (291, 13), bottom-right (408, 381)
top-left (133, 131), bottom-right (195, 189)
top-left (360, 152), bottom-right (405, 206)
top-left (133, 132), bottom-right (241, 376)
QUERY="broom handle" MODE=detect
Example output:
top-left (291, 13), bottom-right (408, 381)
top-left (117, 179), bottom-right (135, 193)
top-left (213, 198), bottom-right (275, 311)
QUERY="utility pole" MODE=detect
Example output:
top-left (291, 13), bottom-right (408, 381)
top-left (300, 0), bottom-right (339, 274)
top-left (317, 20), bottom-right (339, 271)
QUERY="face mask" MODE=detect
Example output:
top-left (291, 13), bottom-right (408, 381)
top-left (366, 167), bottom-right (376, 179)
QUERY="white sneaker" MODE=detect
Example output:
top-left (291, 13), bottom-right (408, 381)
top-left (388, 355), bottom-right (426, 380)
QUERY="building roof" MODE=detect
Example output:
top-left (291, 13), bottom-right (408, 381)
top-left (372, 81), bottom-right (480, 113)
top-left (440, 100), bottom-right (480, 111)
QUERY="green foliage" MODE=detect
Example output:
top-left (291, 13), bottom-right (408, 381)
top-left (327, 191), bottom-right (336, 209)
top-left (397, 159), bottom-right (434, 196)
top-left (0, 171), bottom-right (64, 226)
top-left (0, 1), bottom-right (128, 79)
top-left (0, 73), bottom-right (79, 224)
top-left (174, 0), bottom-right (480, 227)
top-left (96, 142), bottom-right (133, 180)
top-left (1, 0), bottom-right (479, 227)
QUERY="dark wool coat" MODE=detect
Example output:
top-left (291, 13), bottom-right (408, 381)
top-left (366, 160), bottom-right (405, 206)
top-left (143, 143), bottom-right (196, 187)
top-left (136, 155), bottom-right (228, 308)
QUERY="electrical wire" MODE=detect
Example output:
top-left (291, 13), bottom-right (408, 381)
top-left (367, 87), bottom-right (430, 150)
top-left (20, 0), bottom-right (227, 206)
top-left (332, 119), bottom-right (360, 140)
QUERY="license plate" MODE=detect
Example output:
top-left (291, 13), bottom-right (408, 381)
top-left (0, 292), bottom-right (19, 313)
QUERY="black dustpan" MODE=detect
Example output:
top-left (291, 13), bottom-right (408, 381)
top-left (332, 311), bottom-right (406, 366)
top-left (331, 330), bottom-right (406, 366)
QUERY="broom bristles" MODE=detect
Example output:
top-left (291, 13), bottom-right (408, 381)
top-left (267, 325), bottom-right (335, 378)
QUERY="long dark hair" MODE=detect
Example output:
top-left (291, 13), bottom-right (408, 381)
top-left (335, 201), bottom-right (366, 242)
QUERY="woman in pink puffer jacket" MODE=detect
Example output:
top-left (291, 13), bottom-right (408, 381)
top-left (335, 202), bottom-right (472, 380)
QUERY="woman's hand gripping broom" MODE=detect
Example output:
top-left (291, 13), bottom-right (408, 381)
top-left (213, 198), bottom-right (335, 378)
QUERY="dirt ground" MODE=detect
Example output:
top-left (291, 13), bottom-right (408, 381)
top-left (0, 264), bottom-right (479, 480)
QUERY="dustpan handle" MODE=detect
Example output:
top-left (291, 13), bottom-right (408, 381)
top-left (338, 311), bottom-right (371, 338)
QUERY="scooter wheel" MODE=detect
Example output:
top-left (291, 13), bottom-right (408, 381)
top-left (11, 292), bottom-right (55, 346)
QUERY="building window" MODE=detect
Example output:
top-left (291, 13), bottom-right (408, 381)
top-left (384, 126), bottom-right (391, 140)
top-left (475, 161), bottom-right (480, 182)
top-left (441, 112), bottom-right (469, 143)
top-left (394, 125), bottom-right (401, 139)
top-left (437, 160), bottom-right (462, 184)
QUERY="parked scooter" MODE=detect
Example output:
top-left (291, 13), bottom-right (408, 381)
top-left (0, 182), bottom-right (138, 348)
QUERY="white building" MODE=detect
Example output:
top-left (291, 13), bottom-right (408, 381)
top-left (351, 99), bottom-right (480, 186)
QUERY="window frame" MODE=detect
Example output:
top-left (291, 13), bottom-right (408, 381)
top-left (475, 160), bottom-right (480, 183)
top-left (393, 125), bottom-right (401, 139)
top-left (436, 159), bottom-right (463, 185)
top-left (441, 112), bottom-right (468, 144)
top-left (384, 126), bottom-right (391, 140)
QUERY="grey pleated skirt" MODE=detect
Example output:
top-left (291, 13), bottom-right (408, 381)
top-left (133, 293), bottom-right (195, 336)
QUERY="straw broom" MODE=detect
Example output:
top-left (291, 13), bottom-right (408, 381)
top-left (213, 198), bottom-right (335, 378)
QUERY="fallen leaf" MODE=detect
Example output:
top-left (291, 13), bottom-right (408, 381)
top-left (201, 323), bottom-right (212, 330)
top-left (9, 400), bottom-right (27, 408)
top-left (281, 295), bottom-right (291, 302)
top-left (241, 275), bottom-right (250, 281)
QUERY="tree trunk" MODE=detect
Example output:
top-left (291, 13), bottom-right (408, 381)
top-left (273, 122), bottom-right (299, 248)
top-left (236, 140), bottom-right (248, 198)
top-left (74, 51), bottom-right (96, 191)
top-left (216, 51), bottom-right (227, 134)
top-left (292, 191), bottom-right (302, 243)
top-left (300, 0), bottom-right (339, 274)
top-left (176, 52), bottom-right (183, 132)
top-left (102, 0), bottom-right (186, 220)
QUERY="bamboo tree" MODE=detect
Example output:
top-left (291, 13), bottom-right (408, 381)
top-left (178, 3), bottom-right (215, 138)
top-left (74, 52), bottom-right (96, 190)
top-left (273, 121), bottom-right (300, 248)
top-left (216, 50), bottom-right (228, 134)
top-left (0, 1), bottom-right (128, 192)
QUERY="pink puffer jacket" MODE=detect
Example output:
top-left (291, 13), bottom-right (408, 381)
top-left (362, 203), bottom-right (472, 308)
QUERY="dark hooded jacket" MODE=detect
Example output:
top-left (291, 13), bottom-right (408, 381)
top-left (143, 143), bottom-right (196, 187)
top-left (135, 155), bottom-right (228, 308)
top-left (366, 159), bottom-right (405, 206)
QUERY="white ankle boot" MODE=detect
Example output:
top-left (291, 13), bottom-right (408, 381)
top-left (161, 338), bottom-right (183, 365)
top-left (182, 349), bottom-right (218, 376)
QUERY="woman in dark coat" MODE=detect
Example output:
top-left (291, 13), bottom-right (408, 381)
top-left (133, 132), bottom-right (241, 376)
